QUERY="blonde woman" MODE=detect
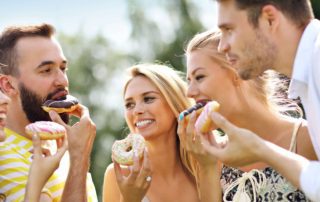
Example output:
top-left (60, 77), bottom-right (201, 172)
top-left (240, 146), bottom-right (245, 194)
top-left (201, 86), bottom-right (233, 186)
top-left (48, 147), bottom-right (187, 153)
top-left (178, 30), bottom-right (317, 201)
top-left (103, 64), bottom-right (200, 202)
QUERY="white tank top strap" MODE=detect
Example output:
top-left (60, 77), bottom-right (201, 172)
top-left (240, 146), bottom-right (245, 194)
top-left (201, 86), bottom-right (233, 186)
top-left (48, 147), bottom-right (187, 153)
top-left (289, 118), bottom-right (303, 153)
top-left (142, 196), bottom-right (150, 202)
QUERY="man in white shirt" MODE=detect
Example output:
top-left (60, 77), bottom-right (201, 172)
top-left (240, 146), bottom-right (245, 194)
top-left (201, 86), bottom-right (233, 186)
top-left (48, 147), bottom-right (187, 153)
top-left (201, 0), bottom-right (320, 201)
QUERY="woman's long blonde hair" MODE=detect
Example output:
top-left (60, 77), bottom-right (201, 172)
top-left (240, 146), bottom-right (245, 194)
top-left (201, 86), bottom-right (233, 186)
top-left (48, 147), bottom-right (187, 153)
top-left (123, 63), bottom-right (199, 184)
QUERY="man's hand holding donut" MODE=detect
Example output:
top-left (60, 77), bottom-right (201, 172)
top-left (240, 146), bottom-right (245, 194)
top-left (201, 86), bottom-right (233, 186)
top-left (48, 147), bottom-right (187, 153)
top-left (49, 104), bottom-right (96, 165)
top-left (199, 112), bottom-right (263, 167)
top-left (49, 104), bottom-right (96, 202)
top-left (113, 149), bottom-right (152, 202)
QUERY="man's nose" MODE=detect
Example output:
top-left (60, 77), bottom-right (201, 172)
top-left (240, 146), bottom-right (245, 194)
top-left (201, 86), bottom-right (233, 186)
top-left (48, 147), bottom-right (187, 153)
top-left (54, 69), bottom-right (69, 88)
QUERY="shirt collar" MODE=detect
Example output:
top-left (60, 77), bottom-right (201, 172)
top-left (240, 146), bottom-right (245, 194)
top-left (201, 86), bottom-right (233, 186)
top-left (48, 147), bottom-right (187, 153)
top-left (288, 19), bottom-right (320, 99)
top-left (292, 19), bottom-right (320, 83)
top-left (4, 127), bottom-right (33, 151)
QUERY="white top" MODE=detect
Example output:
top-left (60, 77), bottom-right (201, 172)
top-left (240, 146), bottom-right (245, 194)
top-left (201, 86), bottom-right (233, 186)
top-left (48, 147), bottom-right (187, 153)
top-left (288, 19), bottom-right (320, 202)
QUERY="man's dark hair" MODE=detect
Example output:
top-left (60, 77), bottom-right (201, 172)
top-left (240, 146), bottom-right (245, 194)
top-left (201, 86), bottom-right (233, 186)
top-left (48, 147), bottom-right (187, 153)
top-left (0, 23), bottom-right (55, 76)
top-left (217, 0), bottom-right (314, 28)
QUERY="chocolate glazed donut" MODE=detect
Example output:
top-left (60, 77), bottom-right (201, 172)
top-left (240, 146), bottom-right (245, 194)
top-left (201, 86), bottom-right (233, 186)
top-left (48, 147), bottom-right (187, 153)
top-left (42, 95), bottom-right (79, 113)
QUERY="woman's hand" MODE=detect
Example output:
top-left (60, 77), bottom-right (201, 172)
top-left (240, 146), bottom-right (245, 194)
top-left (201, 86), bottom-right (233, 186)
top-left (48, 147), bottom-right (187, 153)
top-left (178, 111), bottom-right (221, 167)
top-left (113, 149), bottom-right (152, 202)
top-left (24, 134), bottom-right (68, 202)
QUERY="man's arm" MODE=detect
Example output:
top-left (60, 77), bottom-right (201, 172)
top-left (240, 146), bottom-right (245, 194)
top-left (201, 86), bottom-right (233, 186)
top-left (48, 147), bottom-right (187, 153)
top-left (50, 104), bottom-right (96, 202)
top-left (300, 161), bottom-right (320, 201)
top-left (201, 112), bottom-right (320, 201)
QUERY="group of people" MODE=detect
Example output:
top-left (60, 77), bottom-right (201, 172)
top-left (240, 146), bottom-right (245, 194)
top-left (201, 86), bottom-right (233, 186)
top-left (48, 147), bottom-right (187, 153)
top-left (0, 0), bottom-right (319, 201)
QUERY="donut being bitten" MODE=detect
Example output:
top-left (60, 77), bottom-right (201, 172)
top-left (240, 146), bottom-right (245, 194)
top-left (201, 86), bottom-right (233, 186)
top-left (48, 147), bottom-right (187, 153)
top-left (112, 133), bottom-right (145, 165)
top-left (195, 101), bottom-right (220, 133)
top-left (179, 101), bottom-right (207, 121)
top-left (42, 95), bottom-right (79, 113)
top-left (25, 121), bottom-right (66, 140)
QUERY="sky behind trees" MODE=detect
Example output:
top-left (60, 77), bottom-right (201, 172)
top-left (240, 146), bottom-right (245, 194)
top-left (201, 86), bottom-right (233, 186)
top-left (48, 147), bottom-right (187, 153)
top-left (0, 0), bottom-right (216, 47)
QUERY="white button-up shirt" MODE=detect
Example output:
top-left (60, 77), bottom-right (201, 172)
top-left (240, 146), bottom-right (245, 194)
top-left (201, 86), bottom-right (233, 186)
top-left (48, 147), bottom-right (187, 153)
top-left (288, 19), bottom-right (320, 202)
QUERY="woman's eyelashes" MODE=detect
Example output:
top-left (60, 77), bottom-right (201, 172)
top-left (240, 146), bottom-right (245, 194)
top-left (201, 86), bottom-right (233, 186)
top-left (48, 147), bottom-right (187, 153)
top-left (144, 96), bottom-right (155, 104)
top-left (124, 96), bottom-right (156, 110)
top-left (195, 74), bottom-right (205, 82)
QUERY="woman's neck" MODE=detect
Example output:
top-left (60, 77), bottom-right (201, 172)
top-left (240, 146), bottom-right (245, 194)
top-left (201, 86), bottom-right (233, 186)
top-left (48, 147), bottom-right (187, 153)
top-left (147, 131), bottom-right (184, 179)
top-left (229, 100), bottom-right (294, 142)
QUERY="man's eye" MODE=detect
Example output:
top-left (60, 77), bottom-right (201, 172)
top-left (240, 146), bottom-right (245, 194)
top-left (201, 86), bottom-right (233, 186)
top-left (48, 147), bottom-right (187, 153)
top-left (41, 68), bottom-right (51, 73)
top-left (61, 66), bottom-right (68, 72)
top-left (221, 27), bottom-right (232, 35)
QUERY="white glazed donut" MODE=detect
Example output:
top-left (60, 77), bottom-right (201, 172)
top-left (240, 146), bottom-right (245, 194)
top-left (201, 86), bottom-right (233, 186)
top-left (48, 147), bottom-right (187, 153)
top-left (112, 133), bottom-right (145, 165)
top-left (25, 121), bottom-right (66, 140)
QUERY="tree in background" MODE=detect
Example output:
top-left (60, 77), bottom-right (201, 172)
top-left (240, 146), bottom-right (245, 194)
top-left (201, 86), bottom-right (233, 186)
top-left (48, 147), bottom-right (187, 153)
top-left (312, 0), bottom-right (320, 19)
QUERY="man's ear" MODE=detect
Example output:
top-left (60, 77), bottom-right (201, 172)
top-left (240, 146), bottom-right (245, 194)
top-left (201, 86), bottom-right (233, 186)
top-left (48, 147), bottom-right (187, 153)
top-left (261, 5), bottom-right (280, 32)
top-left (0, 75), bottom-right (18, 96)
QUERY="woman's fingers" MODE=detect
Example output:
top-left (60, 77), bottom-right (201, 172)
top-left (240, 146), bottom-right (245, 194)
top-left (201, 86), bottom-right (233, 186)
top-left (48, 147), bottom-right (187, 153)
top-left (113, 160), bottom-right (124, 184)
top-left (185, 111), bottom-right (197, 150)
top-left (177, 118), bottom-right (187, 147)
top-left (139, 149), bottom-right (152, 184)
top-left (31, 134), bottom-right (42, 157)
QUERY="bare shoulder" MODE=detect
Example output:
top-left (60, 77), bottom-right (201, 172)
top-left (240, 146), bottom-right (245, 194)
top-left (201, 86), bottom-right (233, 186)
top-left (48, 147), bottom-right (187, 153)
top-left (103, 163), bottom-right (120, 202)
top-left (104, 163), bottom-right (116, 176)
top-left (297, 119), bottom-right (318, 160)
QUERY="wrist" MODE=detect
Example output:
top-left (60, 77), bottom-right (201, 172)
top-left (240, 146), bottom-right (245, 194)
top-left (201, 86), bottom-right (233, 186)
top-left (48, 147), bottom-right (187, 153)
top-left (69, 154), bottom-right (90, 173)
top-left (69, 151), bottom-right (90, 163)
top-left (24, 184), bottom-right (42, 202)
top-left (121, 196), bottom-right (143, 202)
top-left (250, 136), bottom-right (267, 161)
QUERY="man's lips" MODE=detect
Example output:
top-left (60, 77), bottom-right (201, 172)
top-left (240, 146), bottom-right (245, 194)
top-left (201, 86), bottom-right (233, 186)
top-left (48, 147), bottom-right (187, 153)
top-left (51, 90), bottom-right (68, 100)
top-left (226, 54), bottom-right (238, 66)
top-left (229, 59), bottom-right (237, 66)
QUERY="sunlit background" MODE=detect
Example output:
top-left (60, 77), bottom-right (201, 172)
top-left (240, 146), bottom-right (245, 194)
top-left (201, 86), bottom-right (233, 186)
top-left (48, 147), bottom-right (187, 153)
top-left (1, 0), bottom-right (319, 200)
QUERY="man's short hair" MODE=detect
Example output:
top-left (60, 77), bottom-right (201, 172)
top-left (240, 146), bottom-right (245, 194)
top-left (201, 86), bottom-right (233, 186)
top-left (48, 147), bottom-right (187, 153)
top-left (217, 0), bottom-right (314, 28)
top-left (0, 23), bottom-right (55, 76)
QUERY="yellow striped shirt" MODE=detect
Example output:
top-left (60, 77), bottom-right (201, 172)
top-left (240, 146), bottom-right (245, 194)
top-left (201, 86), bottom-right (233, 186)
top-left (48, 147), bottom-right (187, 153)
top-left (0, 128), bottom-right (97, 202)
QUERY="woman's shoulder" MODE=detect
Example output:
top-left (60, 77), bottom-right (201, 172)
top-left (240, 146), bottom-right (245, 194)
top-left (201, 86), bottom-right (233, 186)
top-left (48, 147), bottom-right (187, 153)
top-left (103, 163), bottom-right (122, 202)
top-left (296, 118), bottom-right (318, 160)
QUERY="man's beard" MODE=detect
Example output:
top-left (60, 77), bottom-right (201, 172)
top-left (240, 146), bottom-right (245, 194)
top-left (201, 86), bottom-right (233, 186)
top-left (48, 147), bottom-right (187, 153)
top-left (19, 83), bottom-right (69, 124)
top-left (238, 30), bottom-right (277, 80)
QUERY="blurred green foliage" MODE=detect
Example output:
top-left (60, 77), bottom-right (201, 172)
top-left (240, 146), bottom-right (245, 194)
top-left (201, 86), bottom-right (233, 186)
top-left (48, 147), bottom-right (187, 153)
top-left (311, 0), bottom-right (320, 19)
top-left (58, 0), bottom-right (320, 200)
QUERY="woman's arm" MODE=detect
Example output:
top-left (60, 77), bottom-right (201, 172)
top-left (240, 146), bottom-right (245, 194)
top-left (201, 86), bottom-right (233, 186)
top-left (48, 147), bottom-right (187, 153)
top-left (198, 162), bottom-right (222, 202)
top-left (103, 164), bottom-right (121, 202)
top-left (24, 134), bottom-right (67, 202)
